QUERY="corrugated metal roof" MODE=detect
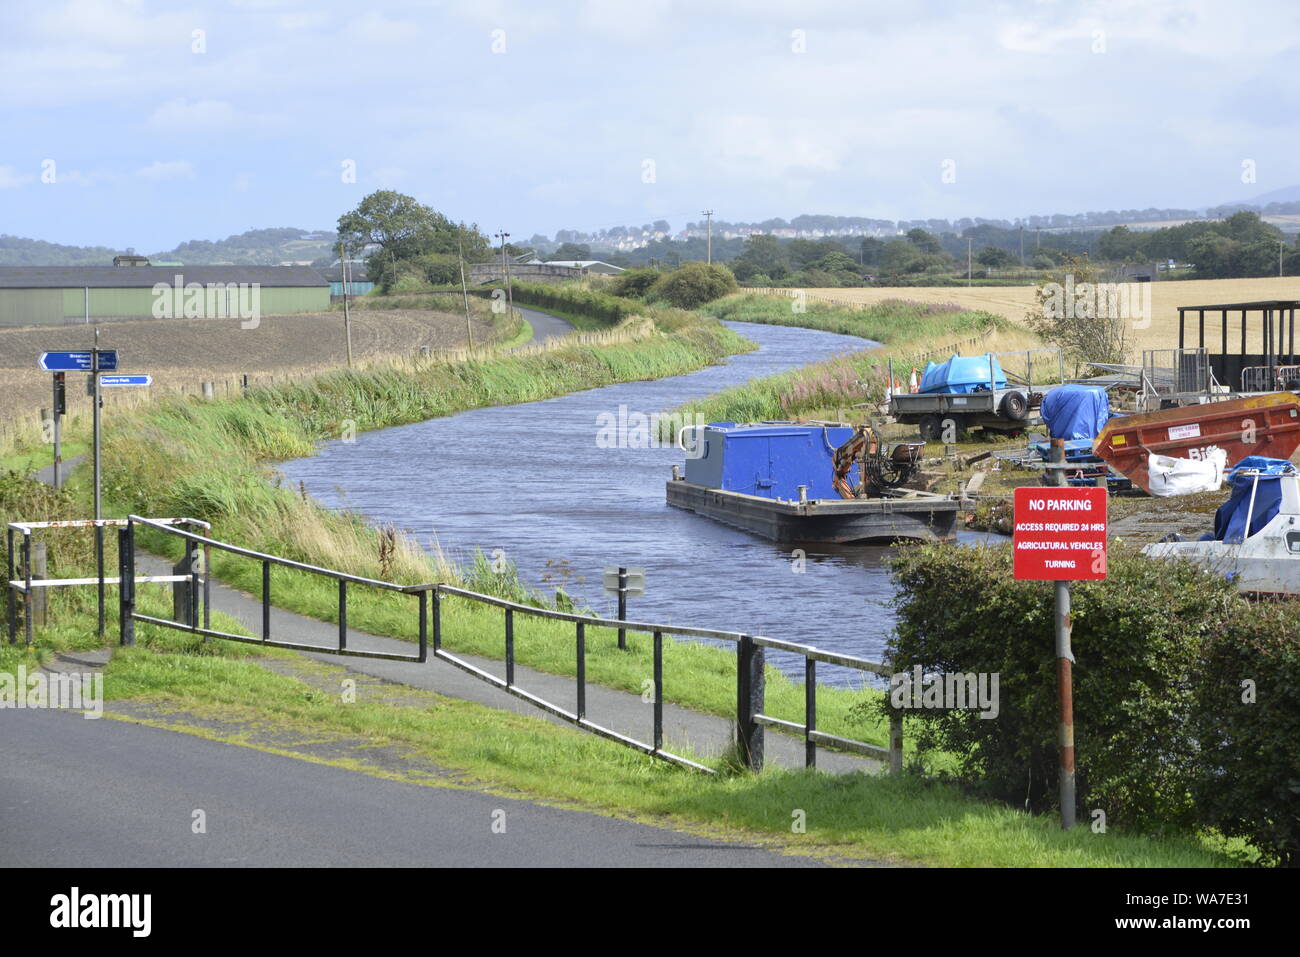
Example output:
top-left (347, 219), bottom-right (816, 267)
top-left (0, 265), bottom-right (328, 289)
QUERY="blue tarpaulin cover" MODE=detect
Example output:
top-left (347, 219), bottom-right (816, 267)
top-left (1040, 385), bottom-right (1111, 440)
top-left (1213, 456), bottom-right (1297, 543)
top-left (919, 354), bottom-right (1006, 394)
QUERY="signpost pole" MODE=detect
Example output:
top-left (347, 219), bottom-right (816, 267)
top-left (92, 341), bottom-right (101, 521)
top-left (51, 373), bottom-right (63, 489)
top-left (1055, 579), bottom-right (1076, 830)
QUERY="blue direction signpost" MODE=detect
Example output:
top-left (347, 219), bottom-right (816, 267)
top-left (38, 350), bottom-right (118, 372)
top-left (99, 375), bottom-right (152, 388)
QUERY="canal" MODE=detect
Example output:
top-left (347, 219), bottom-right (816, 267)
top-left (279, 319), bottom-right (982, 683)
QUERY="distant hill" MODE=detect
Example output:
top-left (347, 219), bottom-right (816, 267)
top-left (0, 227), bottom-right (339, 267)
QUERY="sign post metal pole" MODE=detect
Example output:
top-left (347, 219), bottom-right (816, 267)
top-left (1054, 578), bottom-right (1075, 830)
top-left (51, 372), bottom-right (64, 489)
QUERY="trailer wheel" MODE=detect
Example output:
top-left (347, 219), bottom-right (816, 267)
top-left (1000, 390), bottom-right (1029, 420)
top-left (918, 415), bottom-right (944, 441)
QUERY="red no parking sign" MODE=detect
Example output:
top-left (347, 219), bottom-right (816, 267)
top-left (1012, 487), bottom-right (1108, 581)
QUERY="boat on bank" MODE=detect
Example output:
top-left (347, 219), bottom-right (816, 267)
top-left (1141, 457), bottom-right (1300, 596)
top-left (666, 422), bottom-right (959, 544)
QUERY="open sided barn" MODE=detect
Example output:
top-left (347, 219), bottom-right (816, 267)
top-left (0, 265), bottom-right (330, 327)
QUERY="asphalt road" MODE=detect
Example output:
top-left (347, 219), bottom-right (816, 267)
top-left (515, 305), bottom-right (575, 346)
top-left (2, 708), bottom-right (815, 867)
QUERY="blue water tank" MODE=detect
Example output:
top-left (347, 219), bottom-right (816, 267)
top-left (683, 423), bottom-right (857, 500)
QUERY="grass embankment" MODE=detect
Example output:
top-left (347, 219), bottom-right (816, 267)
top-left (667, 294), bottom-right (1037, 426)
top-left (1, 476), bottom-right (1231, 866)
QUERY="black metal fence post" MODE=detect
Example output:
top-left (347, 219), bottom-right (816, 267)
top-left (6, 527), bottom-right (16, 644)
top-left (736, 634), bottom-right (765, 771)
top-left (261, 559), bottom-right (271, 642)
top-left (805, 657), bottom-right (817, 769)
top-left (202, 542), bottom-right (211, 633)
top-left (505, 608), bottom-right (515, 687)
top-left (188, 538), bottom-right (200, 631)
top-left (576, 620), bottom-right (586, 720)
top-left (337, 580), bottom-right (347, 651)
top-left (617, 566), bottom-right (627, 650)
top-left (118, 524), bottom-right (135, 646)
top-left (432, 588), bottom-right (441, 651)
top-left (22, 533), bottom-right (33, 646)
top-left (417, 590), bottom-right (428, 663)
top-left (653, 630), bottom-right (663, 751)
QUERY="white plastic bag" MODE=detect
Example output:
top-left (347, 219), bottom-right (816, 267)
top-left (1147, 447), bottom-right (1227, 497)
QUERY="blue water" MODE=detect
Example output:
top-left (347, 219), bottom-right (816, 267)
top-left (278, 320), bottom-right (984, 683)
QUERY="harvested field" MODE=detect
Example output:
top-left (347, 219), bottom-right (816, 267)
top-left (0, 308), bottom-right (497, 428)
top-left (773, 276), bottom-right (1300, 355)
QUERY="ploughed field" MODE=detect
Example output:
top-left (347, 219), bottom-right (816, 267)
top-left (0, 308), bottom-right (495, 423)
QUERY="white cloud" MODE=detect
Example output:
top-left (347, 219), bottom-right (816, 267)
top-left (136, 161), bottom-right (195, 181)
top-left (148, 98), bottom-right (239, 132)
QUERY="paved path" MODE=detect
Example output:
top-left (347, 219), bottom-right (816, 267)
top-left (1, 708), bottom-right (814, 867)
top-left (514, 305), bottom-right (575, 347)
top-left (131, 552), bottom-right (876, 773)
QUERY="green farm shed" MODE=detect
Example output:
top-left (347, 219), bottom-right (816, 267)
top-left (0, 265), bottom-right (330, 327)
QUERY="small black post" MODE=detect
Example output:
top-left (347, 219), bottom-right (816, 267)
top-left (417, 590), bottom-right (428, 663)
top-left (432, 589), bottom-right (442, 651)
top-left (505, 608), bottom-right (514, 686)
top-left (337, 580), bottom-right (347, 651)
top-left (6, 527), bottom-right (16, 644)
top-left (261, 560), bottom-right (271, 642)
top-left (805, 657), bottom-right (817, 769)
top-left (653, 630), bottom-right (663, 752)
top-left (118, 523), bottom-right (135, 647)
top-left (22, 533), bottom-right (33, 646)
top-left (95, 523), bottom-right (105, 638)
top-left (202, 542), bottom-right (211, 632)
top-left (736, 634), bottom-right (765, 771)
top-left (188, 538), bottom-right (200, 631)
top-left (576, 620), bottom-right (586, 720)
top-left (617, 567), bottom-right (627, 650)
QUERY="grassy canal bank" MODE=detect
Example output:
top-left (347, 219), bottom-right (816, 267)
top-left (0, 293), bottom-right (1247, 866)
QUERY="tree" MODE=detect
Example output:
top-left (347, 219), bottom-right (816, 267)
top-left (550, 242), bottom-right (592, 261)
top-left (732, 234), bottom-right (789, 281)
top-left (1026, 258), bottom-right (1127, 366)
top-left (645, 262), bottom-right (737, 308)
top-left (906, 228), bottom-right (941, 254)
top-left (976, 245), bottom-right (1014, 268)
top-left (608, 267), bottom-right (661, 299)
top-left (859, 237), bottom-right (884, 266)
top-left (337, 190), bottom-right (488, 291)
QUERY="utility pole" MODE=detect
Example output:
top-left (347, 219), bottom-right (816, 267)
top-left (458, 235), bottom-right (474, 349)
top-left (967, 238), bottom-right (972, 287)
top-left (1019, 224), bottom-right (1025, 266)
top-left (1281, 240), bottom-right (1286, 278)
top-left (495, 230), bottom-right (513, 315)
top-left (701, 210), bottom-right (714, 265)
top-left (339, 242), bottom-right (353, 368)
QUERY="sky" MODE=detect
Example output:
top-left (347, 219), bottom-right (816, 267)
top-left (2, 0), bottom-right (1299, 251)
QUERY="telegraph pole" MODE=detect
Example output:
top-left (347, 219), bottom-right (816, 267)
top-left (338, 242), bottom-right (353, 367)
top-left (967, 238), bottom-right (972, 287)
top-left (701, 210), bottom-right (714, 265)
top-left (495, 230), bottom-right (513, 314)
top-left (458, 235), bottom-right (474, 349)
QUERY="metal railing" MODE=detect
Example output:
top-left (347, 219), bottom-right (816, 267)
top-left (6, 517), bottom-right (209, 645)
top-left (120, 516), bottom-right (427, 664)
top-left (118, 516), bottom-right (903, 775)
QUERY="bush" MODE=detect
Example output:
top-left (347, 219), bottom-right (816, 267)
top-left (608, 267), bottom-right (661, 300)
top-left (645, 263), bottom-right (737, 309)
top-left (1192, 609), bottom-right (1300, 866)
top-left (879, 542), bottom-right (1242, 832)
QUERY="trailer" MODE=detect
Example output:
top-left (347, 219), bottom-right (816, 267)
top-left (887, 349), bottom-right (1062, 440)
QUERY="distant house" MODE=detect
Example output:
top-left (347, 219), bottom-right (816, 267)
top-left (112, 255), bottom-right (151, 267)
top-left (0, 264), bottom-right (330, 327)
top-left (544, 260), bottom-right (625, 275)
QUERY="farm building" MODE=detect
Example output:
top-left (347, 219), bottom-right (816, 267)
top-left (320, 264), bottom-right (375, 298)
top-left (0, 265), bottom-right (330, 327)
